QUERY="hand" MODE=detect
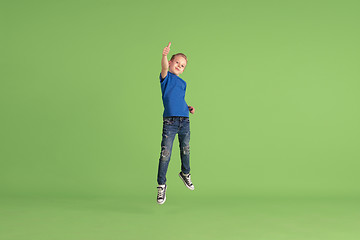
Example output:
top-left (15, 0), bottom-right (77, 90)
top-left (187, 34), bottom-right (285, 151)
top-left (188, 106), bottom-right (195, 114)
top-left (162, 42), bottom-right (171, 56)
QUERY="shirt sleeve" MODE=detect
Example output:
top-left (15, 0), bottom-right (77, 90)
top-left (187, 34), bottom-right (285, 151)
top-left (160, 72), bottom-right (169, 83)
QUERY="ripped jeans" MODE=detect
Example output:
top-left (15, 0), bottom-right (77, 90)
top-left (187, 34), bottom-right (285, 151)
top-left (157, 116), bottom-right (190, 185)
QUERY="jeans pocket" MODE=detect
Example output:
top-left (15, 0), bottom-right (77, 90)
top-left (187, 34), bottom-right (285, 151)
top-left (163, 117), bottom-right (174, 125)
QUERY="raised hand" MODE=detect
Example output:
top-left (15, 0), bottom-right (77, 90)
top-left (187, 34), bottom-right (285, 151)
top-left (162, 42), bottom-right (171, 56)
top-left (161, 42), bottom-right (171, 78)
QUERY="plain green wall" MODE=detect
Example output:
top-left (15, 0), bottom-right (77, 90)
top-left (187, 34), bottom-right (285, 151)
top-left (1, 0), bottom-right (360, 198)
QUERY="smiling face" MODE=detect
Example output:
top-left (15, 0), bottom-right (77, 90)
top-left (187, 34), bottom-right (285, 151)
top-left (168, 55), bottom-right (187, 76)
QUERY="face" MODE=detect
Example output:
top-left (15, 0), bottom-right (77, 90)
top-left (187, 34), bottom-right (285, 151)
top-left (168, 56), bottom-right (187, 76)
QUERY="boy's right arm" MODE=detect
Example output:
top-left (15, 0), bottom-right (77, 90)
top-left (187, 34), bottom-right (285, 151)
top-left (161, 42), bottom-right (171, 79)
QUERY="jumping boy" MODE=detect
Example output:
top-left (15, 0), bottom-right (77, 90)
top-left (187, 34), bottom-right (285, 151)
top-left (156, 42), bottom-right (195, 204)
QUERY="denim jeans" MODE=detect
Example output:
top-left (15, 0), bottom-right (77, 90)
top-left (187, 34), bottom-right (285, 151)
top-left (157, 116), bottom-right (190, 185)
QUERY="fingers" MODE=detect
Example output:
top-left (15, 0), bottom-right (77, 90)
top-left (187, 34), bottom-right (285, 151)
top-left (163, 42), bottom-right (171, 56)
top-left (163, 48), bottom-right (170, 56)
top-left (188, 106), bottom-right (195, 114)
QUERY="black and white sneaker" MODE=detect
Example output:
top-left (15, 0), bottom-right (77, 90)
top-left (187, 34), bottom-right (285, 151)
top-left (179, 172), bottom-right (195, 190)
top-left (157, 184), bottom-right (167, 204)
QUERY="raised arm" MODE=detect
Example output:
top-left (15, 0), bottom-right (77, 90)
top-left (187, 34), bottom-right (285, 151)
top-left (161, 42), bottom-right (171, 79)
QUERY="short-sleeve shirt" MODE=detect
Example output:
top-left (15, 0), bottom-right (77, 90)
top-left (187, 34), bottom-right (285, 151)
top-left (160, 71), bottom-right (189, 117)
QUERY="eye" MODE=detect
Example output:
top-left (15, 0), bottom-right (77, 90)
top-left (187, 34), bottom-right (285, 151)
top-left (181, 65), bottom-right (184, 67)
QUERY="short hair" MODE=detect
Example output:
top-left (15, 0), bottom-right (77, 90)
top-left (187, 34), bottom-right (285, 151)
top-left (170, 53), bottom-right (188, 62)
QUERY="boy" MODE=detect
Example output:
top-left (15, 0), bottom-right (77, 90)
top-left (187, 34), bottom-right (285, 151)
top-left (156, 42), bottom-right (195, 205)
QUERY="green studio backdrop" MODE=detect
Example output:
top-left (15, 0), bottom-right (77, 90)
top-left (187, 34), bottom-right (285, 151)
top-left (2, 1), bottom-right (360, 240)
top-left (1, 0), bottom-right (360, 198)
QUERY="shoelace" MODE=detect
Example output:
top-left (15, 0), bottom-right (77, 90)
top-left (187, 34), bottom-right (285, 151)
top-left (184, 174), bottom-right (193, 186)
top-left (157, 186), bottom-right (165, 199)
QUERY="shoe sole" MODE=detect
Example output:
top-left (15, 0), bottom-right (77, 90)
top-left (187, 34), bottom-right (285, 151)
top-left (157, 195), bottom-right (166, 205)
top-left (179, 173), bottom-right (195, 190)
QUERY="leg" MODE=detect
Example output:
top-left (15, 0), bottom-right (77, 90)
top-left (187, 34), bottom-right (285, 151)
top-left (157, 117), bottom-right (177, 185)
top-left (178, 117), bottom-right (190, 174)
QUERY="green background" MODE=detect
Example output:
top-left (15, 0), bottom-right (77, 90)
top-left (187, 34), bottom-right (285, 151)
top-left (1, 0), bottom-right (360, 239)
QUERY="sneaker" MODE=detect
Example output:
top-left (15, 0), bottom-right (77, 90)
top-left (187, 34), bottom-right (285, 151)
top-left (179, 172), bottom-right (195, 190)
top-left (157, 184), bottom-right (167, 204)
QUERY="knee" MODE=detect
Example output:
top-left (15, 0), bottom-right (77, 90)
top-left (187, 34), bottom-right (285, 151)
top-left (182, 145), bottom-right (190, 155)
top-left (160, 146), bottom-right (170, 160)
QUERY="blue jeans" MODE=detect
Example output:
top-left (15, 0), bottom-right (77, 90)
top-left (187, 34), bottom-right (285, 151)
top-left (157, 116), bottom-right (190, 185)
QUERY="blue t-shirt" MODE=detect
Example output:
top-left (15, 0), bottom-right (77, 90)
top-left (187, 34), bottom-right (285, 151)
top-left (160, 71), bottom-right (189, 117)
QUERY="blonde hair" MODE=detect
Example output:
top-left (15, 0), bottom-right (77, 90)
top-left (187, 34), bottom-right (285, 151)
top-left (170, 53), bottom-right (188, 62)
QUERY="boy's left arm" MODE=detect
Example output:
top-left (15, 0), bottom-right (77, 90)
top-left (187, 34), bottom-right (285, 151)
top-left (188, 105), bottom-right (195, 114)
